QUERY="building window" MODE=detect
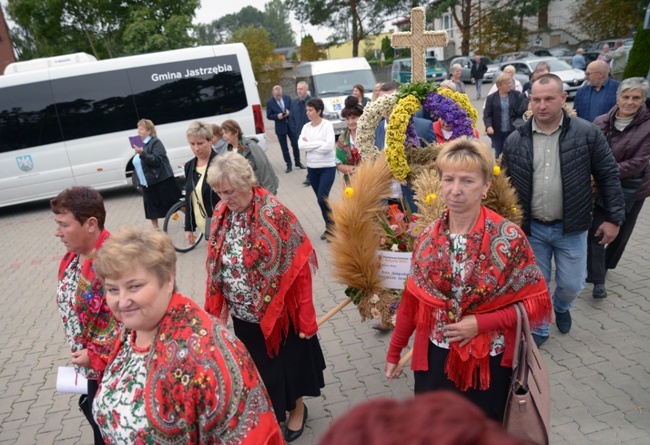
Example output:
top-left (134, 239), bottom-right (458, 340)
top-left (442, 13), bottom-right (454, 39)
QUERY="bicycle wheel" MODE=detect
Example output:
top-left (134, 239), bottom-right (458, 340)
top-left (163, 200), bottom-right (203, 253)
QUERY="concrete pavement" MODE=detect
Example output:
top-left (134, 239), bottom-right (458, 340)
top-left (1, 90), bottom-right (649, 444)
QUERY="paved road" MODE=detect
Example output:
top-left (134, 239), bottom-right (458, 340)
top-left (1, 92), bottom-right (649, 444)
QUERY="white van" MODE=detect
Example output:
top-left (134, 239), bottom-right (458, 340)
top-left (0, 44), bottom-right (265, 208)
top-left (293, 58), bottom-right (376, 135)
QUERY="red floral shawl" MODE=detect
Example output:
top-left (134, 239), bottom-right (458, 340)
top-left (205, 186), bottom-right (318, 357)
top-left (57, 229), bottom-right (120, 376)
top-left (132, 292), bottom-right (283, 444)
top-left (406, 206), bottom-right (551, 390)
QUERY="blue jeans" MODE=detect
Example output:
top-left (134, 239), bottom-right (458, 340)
top-left (307, 166), bottom-right (336, 231)
top-left (528, 220), bottom-right (587, 336)
top-left (476, 78), bottom-right (484, 98)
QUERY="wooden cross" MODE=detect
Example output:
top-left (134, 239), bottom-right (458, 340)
top-left (391, 7), bottom-right (448, 83)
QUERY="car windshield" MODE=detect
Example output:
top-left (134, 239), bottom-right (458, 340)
top-left (426, 58), bottom-right (443, 69)
top-left (549, 49), bottom-right (570, 56)
top-left (312, 70), bottom-right (376, 97)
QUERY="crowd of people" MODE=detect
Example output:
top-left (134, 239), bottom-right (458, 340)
top-left (51, 67), bottom-right (650, 443)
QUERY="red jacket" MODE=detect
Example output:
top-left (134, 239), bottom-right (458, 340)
top-left (433, 119), bottom-right (480, 144)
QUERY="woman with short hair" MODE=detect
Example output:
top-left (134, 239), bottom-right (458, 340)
top-left (205, 152), bottom-right (326, 442)
top-left (588, 78), bottom-right (650, 298)
top-left (385, 138), bottom-right (551, 421)
top-left (335, 96), bottom-right (364, 183)
top-left (484, 74), bottom-right (527, 158)
top-left (299, 98), bottom-right (337, 240)
top-left (92, 226), bottom-right (283, 444)
top-left (450, 63), bottom-right (465, 94)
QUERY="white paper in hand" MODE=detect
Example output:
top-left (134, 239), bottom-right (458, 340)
top-left (56, 366), bottom-right (88, 394)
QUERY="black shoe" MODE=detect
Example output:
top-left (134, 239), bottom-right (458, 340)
top-left (320, 231), bottom-right (328, 240)
top-left (555, 309), bottom-right (572, 334)
top-left (285, 405), bottom-right (308, 443)
top-left (532, 333), bottom-right (549, 348)
top-left (593, 284), bottom-right (607, 299)
top-left (285, 167), bottom-right (292, 173)
top-left (303, 178), bottom-right (310, 187)
top-left (296, 162), bottom-right (306, 169)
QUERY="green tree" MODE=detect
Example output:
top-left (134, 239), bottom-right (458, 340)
top-left (287, 0), bottom-right (415, 57)
top-left (195, 6), bottom-right (264, 45)
top-left (230, 25), bottom-right (283, 101)
top-left (6, 0), bottom-right (200, 59)
top-left (381, 35), bottom-right (393, 61)
top-left (299, 34), bottom-right (325, 61)
top-left (263, 0), bottom-right (296, 47)
top-left (624, 25), bottom-right (650, 78)
top-left (570, 0), bottom-right (644, 41)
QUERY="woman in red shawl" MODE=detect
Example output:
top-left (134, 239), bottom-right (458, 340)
top-left (205, 151), bottom-right (326, 443)
top-left (92, 226), bottom-right (283, 444)
top-left (385, 138), bottom-right (551, 421)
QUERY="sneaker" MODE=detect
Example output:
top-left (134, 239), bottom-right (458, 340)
top-left (532, 333), bottom-right (549, 348)
top-left (593, 284), bottom-right (607, 299)
top-left (303, 178), bottom-right (310, 187)
top-left (554, 309), bottom-right (572, 334)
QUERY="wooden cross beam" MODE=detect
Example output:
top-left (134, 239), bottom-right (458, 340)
top-left (391, 7), bottom-right (448, 83)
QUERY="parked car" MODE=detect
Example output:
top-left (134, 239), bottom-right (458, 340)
top-left (492, 51), bottom-right (536, 64)
top-left (392, 56), bottom-right (447, 83)
top-left (447, 55), bottom-right (495, 83)
top-left (492, 57), bottom-right (586, 99)
top-left (532, 47), bottom-right (573, 64)
top-left (586, 38), bottom-right (634, 52)
top-left (582, 51), bottom-right (601, 65)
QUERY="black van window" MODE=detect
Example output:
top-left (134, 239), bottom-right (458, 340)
top-left (128, 55), bottom-right (246, 124)
top-left (52, 69), bottom-right (137, 141)
top-left (0, 81), bottom-right (62, 152)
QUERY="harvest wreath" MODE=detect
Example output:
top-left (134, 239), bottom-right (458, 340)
top-left (328, 82), bottom-right (523, 329)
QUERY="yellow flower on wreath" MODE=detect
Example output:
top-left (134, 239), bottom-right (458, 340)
top-left (386, 94), bottom-right (421, 180)
top-left (344, 187), bottom-right (354, 198)
top-left (437, 88), bottom-right (479, 127)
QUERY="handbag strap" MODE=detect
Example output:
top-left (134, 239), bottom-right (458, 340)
top-left (511, 302), bottom-right (523, 369)
top-left (512, 303), bottom-right (530, 389)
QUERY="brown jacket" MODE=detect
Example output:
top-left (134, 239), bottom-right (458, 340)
top-left (594, 98), bottom-right (650, 200)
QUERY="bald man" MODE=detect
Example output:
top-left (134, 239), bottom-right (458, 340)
top-left (573, 60), bottom-right (620, 122)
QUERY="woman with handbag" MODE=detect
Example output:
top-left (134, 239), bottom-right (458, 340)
top-left (184, 121), bottom-right (220, 245)
top-left (588, 78), bottom-right (650, 299)
top-left (384, 138), bottom-right (552, 421)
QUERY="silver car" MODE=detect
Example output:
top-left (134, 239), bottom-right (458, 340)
top-left (493, 57), bottom-right (586, 98)
top-left (448, 56), bottom-right (496, 83)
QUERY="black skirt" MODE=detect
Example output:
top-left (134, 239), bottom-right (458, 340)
top-left (232, 316), bottom-right (326, 423)
top-left (414, 341), bottom-right (512, 422)
top-left (142, 176), bottom-right (181, 219)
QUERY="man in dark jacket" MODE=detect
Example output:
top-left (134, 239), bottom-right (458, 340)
top-left (267, 85), bottom-right (303, 173)
top-left (502, 74), bottom-right (624, 347)
top-left (289, 81), bottom-right (311, 186)
top-left (470, 56), bottom-right (488, 100)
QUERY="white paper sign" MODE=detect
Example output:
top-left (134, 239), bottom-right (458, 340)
top-left (56, 366), bottom-right (88, 394)
top-left (376, 251), bottom-right (412, 290)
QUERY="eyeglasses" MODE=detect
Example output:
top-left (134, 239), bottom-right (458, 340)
top-left (584, 71), bottom-right (603, 77)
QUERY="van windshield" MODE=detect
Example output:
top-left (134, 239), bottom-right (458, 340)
top-left (426, 58), bottom-right (443, 70)
top-left (312, 70), bottom-right (376, 97)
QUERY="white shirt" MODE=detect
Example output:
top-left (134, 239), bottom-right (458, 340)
top-left (298, 119), bottom-right (336, 168)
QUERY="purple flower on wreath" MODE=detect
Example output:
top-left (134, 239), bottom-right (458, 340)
top-left (423, 92), bottom-right (475, 140)
top-left (405, 117), bottom-right (419, 148)
top-left (389, 301), bottom-right (400, 314)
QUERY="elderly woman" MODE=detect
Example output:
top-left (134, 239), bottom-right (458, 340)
top-left (92, 227), bottom-right (283, 444)
top-left (486, 65), bottom-right (523, 98)
top-left (221, 119), bottom-right (279, 195)
top-left (205, 152), bottom-right (326, 442)
top-left (385, 138), bottom-right (551, 421)
top-left (299, 98), bottom-right (337, 240)
top-left (449, 63), bottom-right (466, 94)
top-left (588, 78), bottom-right (650, 298)
top-left (131, 119), bottom-right (181, 229)
top-left (335, 96), bottom-right (364, 184)
top-left (51, 186), bottom-right (120, 445)
top-left (183, 121), bottom-right (221, 245)
top-left (484, 73), bottom-right (527, 158)
top-left (352, 83), bottom-right (370, 108)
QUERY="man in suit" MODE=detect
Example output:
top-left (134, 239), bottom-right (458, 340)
top-left (267, 85), bottom-right (304, 173)
top-left (289, 81), bottom-right (311, 186)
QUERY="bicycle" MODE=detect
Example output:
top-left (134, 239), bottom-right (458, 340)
top-left (163, 197), bottom-right (203, 253)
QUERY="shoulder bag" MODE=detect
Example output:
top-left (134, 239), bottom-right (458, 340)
top-left (503, 302), bottom-right (551, 445)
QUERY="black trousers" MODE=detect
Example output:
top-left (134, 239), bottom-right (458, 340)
top-left (79, 379), bottom-right (104, 444)
top-left (587, 200), bottom-right (645, 284)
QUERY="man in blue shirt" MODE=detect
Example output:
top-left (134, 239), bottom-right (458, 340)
top-left (572, 48), bottom-right (586, 70)
top-left (573, 60), bottom-right (620, 122)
